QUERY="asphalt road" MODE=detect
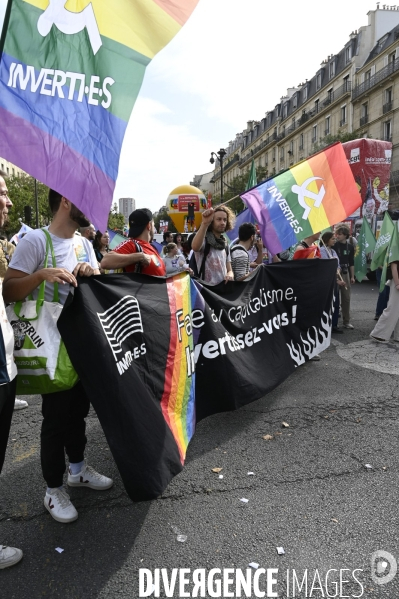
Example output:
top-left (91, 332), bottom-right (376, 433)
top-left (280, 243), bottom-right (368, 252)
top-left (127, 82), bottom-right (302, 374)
top-left (1, 279), bottom-right (399, 598)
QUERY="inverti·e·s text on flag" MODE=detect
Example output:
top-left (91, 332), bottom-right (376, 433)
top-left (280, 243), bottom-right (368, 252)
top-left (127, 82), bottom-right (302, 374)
top-left (0, 0), bottom-right (199, 231)
top-left (240, 142), bottom-right (362, 255)
top-left (354, 217), bottom-right (376, 283)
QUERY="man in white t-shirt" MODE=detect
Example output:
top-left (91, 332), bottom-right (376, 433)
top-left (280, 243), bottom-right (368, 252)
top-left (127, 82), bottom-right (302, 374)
top-left (3, 190), bottom-right (113, 525)
top-left (191, 206), bottom-right (235, 285)
top-left (0, 171), bottom-right (22, 569)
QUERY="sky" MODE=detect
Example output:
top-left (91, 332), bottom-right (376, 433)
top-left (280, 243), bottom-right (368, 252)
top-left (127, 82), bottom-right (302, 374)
top-left (0, 0), bottom-right (378, 215)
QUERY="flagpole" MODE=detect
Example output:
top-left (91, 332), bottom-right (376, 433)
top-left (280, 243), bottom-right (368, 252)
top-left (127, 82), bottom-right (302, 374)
top-left (0, 0), bottom-right (13, 56)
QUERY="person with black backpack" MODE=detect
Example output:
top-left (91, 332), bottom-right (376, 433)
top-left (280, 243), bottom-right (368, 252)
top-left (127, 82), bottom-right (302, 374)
top-left (230, 222), bottom-right (263, 281)
top-left (190, 206), bottom-right (235, 284)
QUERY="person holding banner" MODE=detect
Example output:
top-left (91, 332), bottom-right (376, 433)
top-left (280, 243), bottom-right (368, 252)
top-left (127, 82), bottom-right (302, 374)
top-left (320, 231), bottom-right (345, 334)
top-left (333, 225), bottom-right (355, 330)
top-left (191, 206), bottom-right (235, 285)
top-left (3, 190), bottom-right (113, 524)
top-left (0, 172), bottom-right (22, 568)
top-left (101, 209), bottom-right (166, 276)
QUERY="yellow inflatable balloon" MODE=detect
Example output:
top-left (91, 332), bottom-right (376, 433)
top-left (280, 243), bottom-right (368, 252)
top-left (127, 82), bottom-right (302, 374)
top-left (166, 185), bottom-right (207, 233)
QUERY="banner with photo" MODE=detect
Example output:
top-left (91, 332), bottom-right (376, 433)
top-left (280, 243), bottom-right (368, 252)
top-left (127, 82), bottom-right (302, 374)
top-left (58, 260), bottom-right (336, 501)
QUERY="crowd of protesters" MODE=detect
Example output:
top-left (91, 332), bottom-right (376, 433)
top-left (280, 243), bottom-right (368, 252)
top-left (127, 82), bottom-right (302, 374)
top-left (0, 167), bottom-right (398, 568)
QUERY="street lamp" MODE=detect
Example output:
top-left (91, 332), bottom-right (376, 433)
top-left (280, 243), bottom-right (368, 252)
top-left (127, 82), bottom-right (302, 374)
top-left (210, 148), bottom-right (227, 201)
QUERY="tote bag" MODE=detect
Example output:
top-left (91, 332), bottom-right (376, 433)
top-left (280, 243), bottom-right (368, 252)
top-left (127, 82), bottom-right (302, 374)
top-left (6, 229), bottom-right (78, 395)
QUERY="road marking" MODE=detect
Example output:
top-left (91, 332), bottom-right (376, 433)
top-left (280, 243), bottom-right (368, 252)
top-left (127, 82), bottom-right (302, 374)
top-left (336, 339), bottom-right (399, 375)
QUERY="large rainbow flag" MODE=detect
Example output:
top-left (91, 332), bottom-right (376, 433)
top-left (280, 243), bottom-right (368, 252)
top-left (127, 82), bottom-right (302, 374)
top-left (240, 143), bottom-right (362, 255)
top-left (0, 0), bottom-right (199, 231)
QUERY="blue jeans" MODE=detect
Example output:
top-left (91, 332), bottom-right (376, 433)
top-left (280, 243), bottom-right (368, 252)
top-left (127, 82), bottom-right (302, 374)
top-left (375, 268), bottom-right (390, 317)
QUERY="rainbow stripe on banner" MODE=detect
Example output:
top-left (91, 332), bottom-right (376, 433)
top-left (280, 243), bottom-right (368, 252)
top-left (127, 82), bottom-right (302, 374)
top-left (161, 273), bottom-right (204, 463)
top-left (0, 0), bottom-right (199, 231)
top-left (240, 143), bottom-right (362, 255)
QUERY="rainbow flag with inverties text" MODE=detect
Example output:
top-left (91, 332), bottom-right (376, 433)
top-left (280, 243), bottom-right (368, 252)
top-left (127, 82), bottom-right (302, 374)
top-left (0, 0), bottom-right (199, 231)
top-left (241, 143), bottom-right (361, 255)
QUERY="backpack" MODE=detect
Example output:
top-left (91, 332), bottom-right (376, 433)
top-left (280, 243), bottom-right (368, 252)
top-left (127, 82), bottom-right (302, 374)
top-left (188, 241), bottom-right (230, 279)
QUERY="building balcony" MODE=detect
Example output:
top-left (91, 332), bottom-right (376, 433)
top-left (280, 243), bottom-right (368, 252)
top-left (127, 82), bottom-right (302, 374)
top-left (353, 58), bottom-right (399, 100)
top-left (360, 115), bottom-right (369, 127)
top-left (383, 101), bottom-right (393, 114)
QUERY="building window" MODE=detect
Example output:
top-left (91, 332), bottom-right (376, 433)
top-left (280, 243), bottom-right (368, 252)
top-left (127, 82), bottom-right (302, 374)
top-left (315, 99), bottom-right (319, 114)
top-left (312, 124), bottom-right (318, 143)
top-left (265, 153), bottom-right (268, 166)
top-left (283, 103), bottom-right (288, 119)
top-left (272, 148), bottom-right (276, 162)
top-left (280, 147), bottom-right (285, 160)
top-left (340, 105), bottom-right (347, 126)
top-left (289, 140), bottom-right (294, 154)
top-left (12, 168), bottom-right (15, 176)
top-left (325, 116), bottom-right (330, 136)
top-left (316, 72), bottom-right (322, 90)
top-left (365, 69), bottom-right (371, 82)
top-left (303, 86), bottom-right (308, 101)
top-left (0, 164), bottom-right (3, 171)
top-left (383, 89), bottom-right (393, 114)
top-left (360, 103), bottom-right (368, 126)
top-left (345, 45), bottom-right (351, 64)
top-left (6, 167), bottom-right (9, 175)
top-left (293, 94), bottom-right (298, 109)
top-left (299, 133), bottom-right (304, 150)
top-left (329, 60), bottom-right (335, 79)
top-left (384, 121), bottom-right (392, 141)
top-left (389, 51), bottom-right (396, 64)
top-left (343, 75), bottom-right (350, 92)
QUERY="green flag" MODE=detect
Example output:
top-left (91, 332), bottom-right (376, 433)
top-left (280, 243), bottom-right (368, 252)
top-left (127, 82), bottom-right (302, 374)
top-left (379, 224), bottom-right (399, 291)
top-left (354, 218), bottom-right (376, 282)
top-left (370, 212), bottom-right (395, 271)
top-left (246, 159), bottom-right (257, 191)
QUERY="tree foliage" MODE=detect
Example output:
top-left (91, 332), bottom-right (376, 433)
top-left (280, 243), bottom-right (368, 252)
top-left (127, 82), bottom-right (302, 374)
top-left (313, 130), bottom-right (361, 153)
top-left (107, 203), bottom-right (125, 232)
top-left (153, 206), bottom-right (177, 234)
top-left (213, 166), bottom-right (269, 214)
top-left (4, 174), bottom-right (52, 236)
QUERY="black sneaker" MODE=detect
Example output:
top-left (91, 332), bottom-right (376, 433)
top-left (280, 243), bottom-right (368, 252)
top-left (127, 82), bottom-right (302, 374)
top-left (332, 327), bottom-right (344, 334)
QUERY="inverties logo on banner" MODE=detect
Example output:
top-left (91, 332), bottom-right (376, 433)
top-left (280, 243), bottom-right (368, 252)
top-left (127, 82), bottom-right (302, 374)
top-left (97, 295), bottom-right (146, 375)
top-left (292, 176), bottom-right (326, 220)
top-left (37, 1), bottom-right (103, 55)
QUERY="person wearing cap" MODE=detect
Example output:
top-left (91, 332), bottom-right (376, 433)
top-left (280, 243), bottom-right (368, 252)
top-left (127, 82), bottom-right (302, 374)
top-left (101, 208), bottom-right (166, 276)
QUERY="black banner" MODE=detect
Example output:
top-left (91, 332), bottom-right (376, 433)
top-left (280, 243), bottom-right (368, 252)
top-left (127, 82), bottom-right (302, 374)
top-left (58, 260), bottom-right (336, 500)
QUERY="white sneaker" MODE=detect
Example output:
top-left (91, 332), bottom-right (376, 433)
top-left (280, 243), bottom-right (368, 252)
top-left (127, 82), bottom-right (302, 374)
top-left (343, 323), bottom-right (354, 329)
top-left (14, 398), bottom-right (28, 410)
top-left (0, 545), bottom-right (23, 569)
top-left (44, 487), bottom-right (78, 523)
top-left (67, 462), bottom-right (113, 491)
